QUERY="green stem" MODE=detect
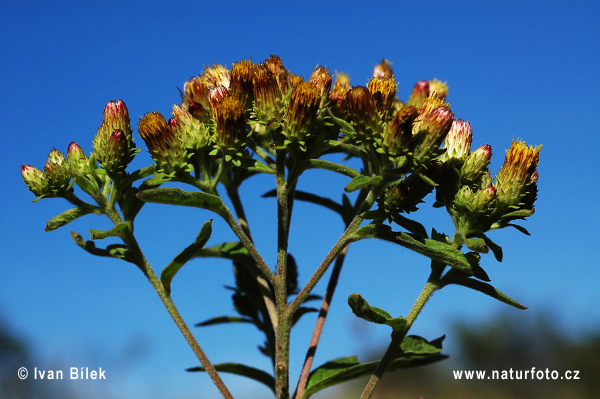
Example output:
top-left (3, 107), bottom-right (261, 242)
top-left (359, 266), bottom-right (442, 399)
top-left (289, 189), bottom-right (377, 315)
top-left (123, 234), bottom-right (234, 399)
top-left (274, 150), bottom-right (291, 399)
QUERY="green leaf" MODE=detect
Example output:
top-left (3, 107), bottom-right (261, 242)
top-left (447, 277), bottom-right (527, 310)
top-left (160, 220), bottom-right (212, 295)
top-left (391, 214), bottom-right (428, 238)
top-left (348, 293), bottom-right (407, 331)
top-left (45, 205), bottom-right (101, 232)
top-left (506, 223), bottom-right (531, 236)
top-left (195, 241), bottom-right (253, 266)
top-left (400, 335), bottom-right (444, 355)
top-left (196, 316), bottom-right (254, 327)
top-left (326, 107), bottom-right (356, 134)
top-left (306, 159), bottom-right (360, 179)
top-left (350, 224), bottom-right (472, 274)
top-left (302, 351), bottom-right (446, 399)
top-left (344, 175), bottom-right (383, 193)
top-left (465, 238), bottom-right (488, 253)
top-left (89, 222), bottom-right (130, 240)
top-left (473, 233), bottom-right (503, 262)
top-left (70, 231), bottom-right (136, 264)
top-left (136, 187), bottom-right (226, 216)
top-left (187, 363), bottom-right (275, 393)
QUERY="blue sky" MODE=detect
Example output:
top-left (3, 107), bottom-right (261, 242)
top-left (1, 1), bottom-right (599, 398)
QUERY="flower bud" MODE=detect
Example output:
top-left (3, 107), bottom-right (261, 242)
top-left (346, 86), bottom-right (380, 139)
top-left (44, 149), bottom-right (70, 191)
top-left (21, 164), bottom-right (50, 196)
top-left (440, 119), bottom-right (473, 162)
top-left (202, 64), bottom-right (230, 88)
top-left (230, 60), bottom-right (258, 110)
top-left (208, 86), bottom-right (230, 116)
top-left (373, 59), bottom-right (393, 79)
top-left (461, 144), bottom-right (492, 183)
top-left (455, 185), bottom-right (497, 216)
top-left (67, 142), bottom-right (89, 174)
top-left (103, 130), bottom-right (130, 175)
top-left (214, 96), bottom-right (247, 152)
top-left (184, 76), bottom-right (211, 111)
top-left (329, 73), bottom-right (351, 115)
top-left (495, 139), bottom-right (541, 209)
top-left (407, 80), bottom-right (429, 107)
top-left (283, 81), bottom-right (321, 142)
top-left (253, 65), bottom-right (282, 120)
top-left (93, 100), bottom-right (136, 173)
top-left (383, 161), bottom-right (444, 214)
top-left (382, 106), bottom-right (418, 156)
top-left (367, 75), bottom-right (397, 116)
top-left (139, 111), bottom-right (188, 171)
top-left (172, 104), bottom-right (211, 151)
top-left (264, 54), bottom-right (290, 94)
top-left (411, 104), bottom-right (454, 163)
top-left (428, 79), bottom-right (448, 100)
top-left (309, 65), bottom-right (333, 98)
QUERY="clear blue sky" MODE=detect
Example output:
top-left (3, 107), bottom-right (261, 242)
top-left (1, 1), bottom-right (599, 398)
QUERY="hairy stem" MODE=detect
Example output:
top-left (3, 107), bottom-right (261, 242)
top-left (122, 231), bottom-right (234, 399)
top-left (360, 269), bottom-right (441, 399)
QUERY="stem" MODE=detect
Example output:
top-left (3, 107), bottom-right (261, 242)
top-left (123, 234), bottom-right (235, 399)
top-left (295, 245), bottom-right (349, 399)
top-left (360, 270), bottom-right (441, 399)
top-left (274, 150), bottom-right (292, 399)
top-left (290, 189), bottom-right (377, 314)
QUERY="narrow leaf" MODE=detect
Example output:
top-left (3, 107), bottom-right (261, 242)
top-left (473, 233), bottom-right (503, 262)
top-left (89, 222), bottom-right (130, 240)
top-left (344, 175), bottom-right (383, 193)
top-left (350, 224), bottom-right (472, 274)
top-left (161, 220), bottom-right (212, 295)
top-left (391, 214), bottom-right (428, 238)
top-left (448, 277), bottom-right (527, 309)
top-left (45, 205), bottom-right (101, 232)
top-left (307, 159), bottom-right (360, 178)
top-left (400, 335), bottom-right (444, 355)
top-left (506, 223), bottom-right (531, 236)
top-left (196, 316), bottom-right (254, 327)
top-left (187, 363), bottom-right (275, 393)
top-left (465, 238), bottom-right (488, 253)
top-left (347, 294), bottom-right (407, 331)
top-left (195, 241), bottom-right (253, 266)
top-left (136, 187), bottom-right (225, 216)
top-left (70, 231), bottom-right (136, 264)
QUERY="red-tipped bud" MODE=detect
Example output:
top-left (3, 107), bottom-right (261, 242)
top-left (67, 142), bottom-right (89, 174)
top-left (283, 81), bottom-right (321, 142)
top-left (21, 164), bottom-right (50, 196)
top-left (346, 86), bottom-right (380, 138)
top-left (495, 139), bottom-right (541, 209)
top-left (461, 144), bottom-right (492, 183)
top-left (428, 79), bottom-right (448, 100)
top-left (93, 100), bottom-right (136, 173)
top-left (407, 80), bottom-right (430, 107)
top-left (44, 149), bottom-right (70, 191)
top-left (309, 65), bottom-right (333, 98)
top-left (184, 76), bottom-right (211, 110)
top-left (412, 105), bottom-right (454, 162)
top-left (208, 86), bottom-right (230, 116)
top-left (367, 75), bottom-right (397, 116)
top-left (202, 64), bottom-right (230, 88)
top-left (441, 119), bottom-right (473, 161)
top-left (373, 59), bottom-right (393, 79)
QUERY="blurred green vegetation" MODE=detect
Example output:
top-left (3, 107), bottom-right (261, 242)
top-left (327, 311), bottom-right (599, 399)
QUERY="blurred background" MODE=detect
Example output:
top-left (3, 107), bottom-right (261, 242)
top-left (1, 1), bottom-right (599, 398)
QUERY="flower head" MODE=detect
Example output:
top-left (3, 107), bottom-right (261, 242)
top-left (411, 97), bottom-right (454, 163)
top-left (329, 73), bottom-right (351, 115)
top-left (495, 139), bottom-right (541, 209)
top-left (172, 104), bottom-right (211, 151)
top-left (139, 111), bottom-right (188, 171)
top-left (93, 100), bottom-right (137, 174)
top-left (382, 106), bottom-right (418, 156)
top-left (21, 164), bottom-right (50, 196)
top-left (309, 65), bottom-right (333, 98)
top-left (346, 86), bottom-right (380, 139)
top-left (213, 96), bottom-right (247, 153)
top-left (373, 59), bottom-right (393, 79)
top-left (407, 80), bottom-right (430, 107)
top-left (367, 75), bottom-right (397, 116)
top-left (67, 142), bottom-right (90, 174)
top-left (441, 119), bottom-right (473, 162)
top-left (253, 64), bottom-right (282, 121)
top-left (428, 79), bottom-right (448, 100)
top-left (461, 144), bottom-right (492, 183)
top-left (264, 54), bottom-right (290, 94)
top-left (283, 81), bottom-right (321, 142)
top-left (44, 149), bottom-right (70, 191)
top-left (230, 60), bottom-right (258, 110)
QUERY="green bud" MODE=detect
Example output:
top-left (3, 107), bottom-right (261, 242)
top-left (21, 164), bottom-right (50, 196)
top-left (461, 144), bottom-right (492, 183)
top-left (44, 149), bottom-right (70, 191)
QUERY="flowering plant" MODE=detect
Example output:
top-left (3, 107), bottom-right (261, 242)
top-left (21, 56), bottom-right (540, 399)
